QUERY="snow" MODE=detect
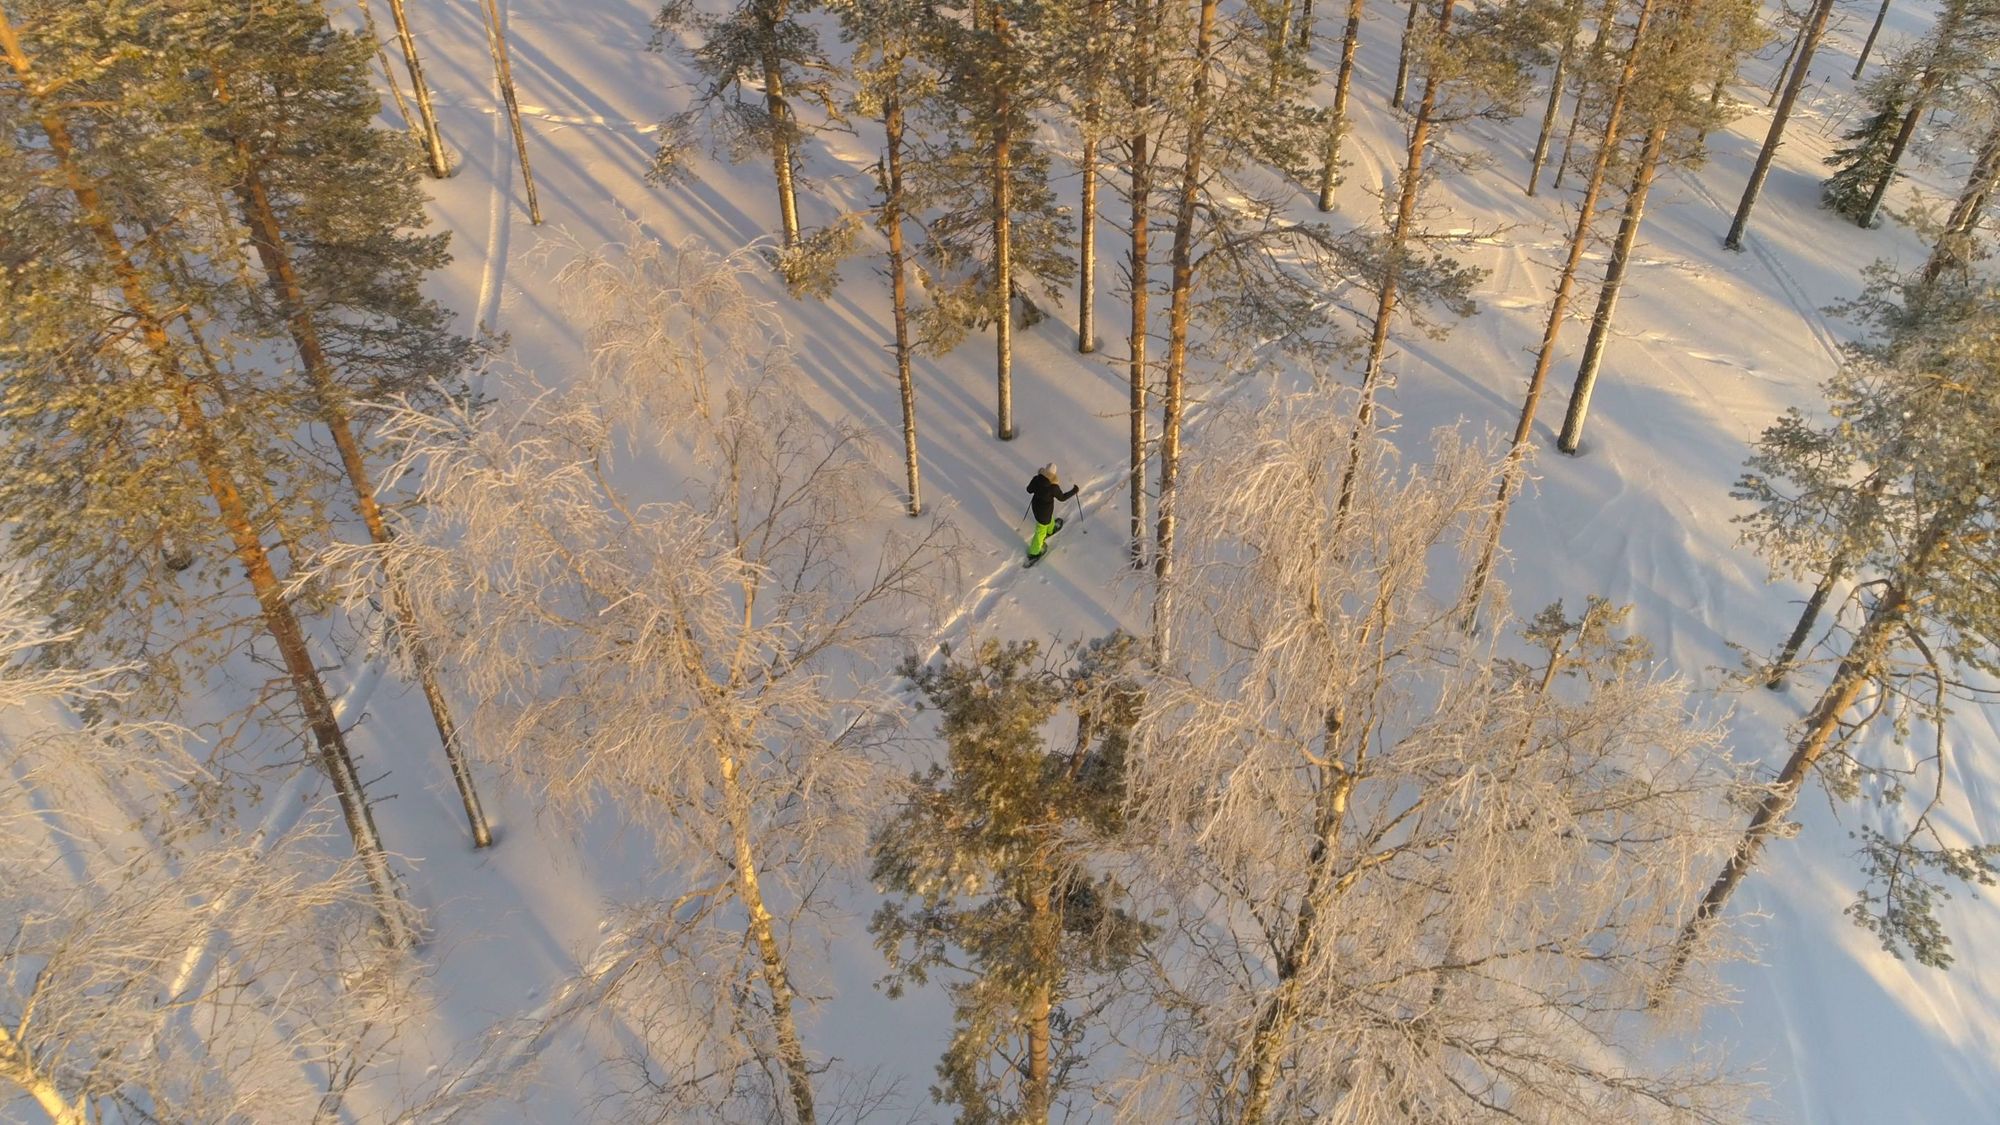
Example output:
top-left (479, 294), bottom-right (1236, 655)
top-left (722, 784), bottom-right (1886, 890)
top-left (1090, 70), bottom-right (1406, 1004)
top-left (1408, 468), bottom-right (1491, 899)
top-left (21, 0), bottom-right (2000, 1118)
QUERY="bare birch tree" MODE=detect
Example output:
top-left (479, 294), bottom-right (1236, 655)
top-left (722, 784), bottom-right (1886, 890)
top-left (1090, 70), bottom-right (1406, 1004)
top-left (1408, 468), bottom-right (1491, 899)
top-left (1122, 391), bottom-right (1749, 1123)
top-left (328, 239), bottom-right (951, 1123)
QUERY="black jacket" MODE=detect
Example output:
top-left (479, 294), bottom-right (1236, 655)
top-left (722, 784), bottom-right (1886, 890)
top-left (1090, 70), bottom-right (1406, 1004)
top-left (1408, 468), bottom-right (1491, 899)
top-left (1026, 472), bottom-right (1077, 524)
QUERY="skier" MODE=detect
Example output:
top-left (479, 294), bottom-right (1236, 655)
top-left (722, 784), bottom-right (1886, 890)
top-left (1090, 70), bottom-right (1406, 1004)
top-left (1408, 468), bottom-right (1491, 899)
top-left (1025, 463), bottom-right (1077, 564)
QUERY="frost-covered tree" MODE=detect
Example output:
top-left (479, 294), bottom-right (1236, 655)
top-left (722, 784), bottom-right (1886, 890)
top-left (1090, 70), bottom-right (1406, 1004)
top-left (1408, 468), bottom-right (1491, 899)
top-left (1849, 0), bottom-right (2000, 230)
top-left (1127, 391), bottom-right (1748, 1122)
top-left (0, 574), bottom-right (411, 1124)
top-left (650, 0), bottom-right (837, 253)
top-left (331, 239), bottom-right (950, 1123)
top-left (1675, 272), bottom-right (2000, 974)
top-left (1822, 67), bottom-right (1917, 224)
top-left (873, 635), bottom-right (1150, 1123)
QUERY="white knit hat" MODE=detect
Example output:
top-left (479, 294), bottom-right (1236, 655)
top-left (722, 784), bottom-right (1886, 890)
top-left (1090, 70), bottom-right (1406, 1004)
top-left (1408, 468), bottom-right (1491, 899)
top-left (1041, 463), bottom-right (1059, 484)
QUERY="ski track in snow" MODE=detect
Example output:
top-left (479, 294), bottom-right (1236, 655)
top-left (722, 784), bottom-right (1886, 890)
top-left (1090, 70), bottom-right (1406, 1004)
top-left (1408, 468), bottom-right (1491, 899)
top-left (1677, 168), bottom-right (1847, 369)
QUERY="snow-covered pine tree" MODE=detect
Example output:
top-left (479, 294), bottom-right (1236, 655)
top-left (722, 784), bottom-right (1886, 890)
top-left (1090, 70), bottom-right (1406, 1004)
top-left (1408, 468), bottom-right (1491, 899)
top-left (650, 0), bottom-right (837, 254)
top-left (872, 635), bottom-right (1149, 1122)
top-left (176, 0), bottom-right (491, 848)
top-left (0, 0), bottom-right (407, 939)
top-left (1851, 0), bottom-right (2000, 230)
top-left (1128, 390), bottom-right (1748, 1121)
top-left (1822, 66), bottom-right (1917, 224)
top-left (330, 239), bottom-right (951, 1124)
top-left (1918, 92), bottom-right (2000, 285)
top-left (0, 571), bottom-right (414, 1123)
top-left (913, 0), bottom-right (1075, 441)
top-left (1673, 270), bottom-right (2000, 976)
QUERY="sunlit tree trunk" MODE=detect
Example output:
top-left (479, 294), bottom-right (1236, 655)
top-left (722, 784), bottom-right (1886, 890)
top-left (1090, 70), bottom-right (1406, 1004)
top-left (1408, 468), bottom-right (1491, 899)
top-left (1723, 0), bottom-right (1835, 248)
top-left (386, 0), bottom-right (450, 177)
top-left (1557, 122), bottom-right (1666, 454)
top-left (479, 0), bottom-right (541, 223)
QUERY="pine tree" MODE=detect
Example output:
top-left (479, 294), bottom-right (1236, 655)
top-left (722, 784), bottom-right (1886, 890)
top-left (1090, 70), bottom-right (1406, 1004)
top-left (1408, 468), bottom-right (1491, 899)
top-left (478, 0), bottom-right (541, 224)
top-left (1672, 271), bottom-right (2000, 977)
top-left (873, 635), bottom-right (1150, 1123)
top-left (1919, 101), bottom-right (2000, 285)
top-left (1822, 68), bottom-right (1916, 224)
top-left (177, 0), bottom-right (490, 848)
top-left (384, 0), bottom-right (450, 176)
top-left (0, 1), bottom-right (408, 941)
top-left (1721, 0), bottom-right (1837, 248)
top-left (1311, 0), bottom-right (1369, 210)
top-left (914, 0), bottom-right (1075, 441)
top-left (650, 0), bottom-right (837, 253)
top-left (1852, 0), bottom-right (2000, 230)
top-left (1526, 0), bottom-right (1588, 195)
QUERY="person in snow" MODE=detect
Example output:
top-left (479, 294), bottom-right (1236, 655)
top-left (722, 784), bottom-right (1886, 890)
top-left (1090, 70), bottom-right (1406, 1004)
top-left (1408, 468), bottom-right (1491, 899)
top-left (1026, 463), bottom-right (1077, 560)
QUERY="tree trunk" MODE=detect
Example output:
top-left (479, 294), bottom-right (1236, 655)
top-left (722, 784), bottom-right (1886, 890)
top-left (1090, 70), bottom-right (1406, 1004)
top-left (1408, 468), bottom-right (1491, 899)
top-left (1391, 0), bottom-right (1422, 108)
top-left (760, 0), bottom-right (802, 249)
top-left (1854, 0), bottom-right (1894, 79)
top-left (1079, 0), bottom-right (1108, 354)
top-left (1154, 0), bottom-right (1221, 645)
top-left (479, 0), bottom-right (541, 224)
top-left (1919, 117), bottom-right (2000, 287)
top-left (1, 22), bottom-right (408, 939)
top-left (1467, 0), bottom-right (1657, 626)
top-left (223, 108), bottom-right (492, 849)
top-left (1315, 0), bottom-right (1368, 211)
top-left (883, 73), bottom-right (923, 516)
top-left (1023, 878), bottom-right (1056, 1122)
top-left (1552, 0), bottom-right (1617, 191)
top-left (993, 9), bottom-right (1016, 441)
top-left (1267, 0), bottom-right (1294, 98)
top-left (386, 0), bottom-right (451, 178)
top-left (718, 747), bottom-right (817, 1124)
top-left (1668, 554), bottom-right (1936, 981)
top-left (357, 0), bottom-right (422, 148)
top-left (1339, 0), bottom-right (1456, 517)
top-left (1128, 0), bottom-right (1157, 568)
top-left (0, 1023), bottom-right (83, 1125)
top-left (1767, 16), bottom-right (1808, 107)
top-left (1557, 122), bottom-right (1666, 454)
top-left (1297, 0), bottom-right (1316, 48)
top-left (1766, 559), bottom-right (1842, 688)
top-left (1857, 94), bottom-right (1932, 230)
top-left (1723, 0), bottom-right (1836, 249)
top-left (1239, 770), bottom-right (1353, 1125)
top-left (1526, 0), bottom-right (1584, 196)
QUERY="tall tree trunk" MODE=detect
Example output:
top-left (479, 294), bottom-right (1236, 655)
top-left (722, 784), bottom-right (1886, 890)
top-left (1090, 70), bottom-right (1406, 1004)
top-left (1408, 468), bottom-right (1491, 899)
top-left (1467, 0), bottom-right (1657, 627)
top-left (1526, 0), bottom-right (1585, 196)
top-left (1857, 88), bottom-right (1937, 230)
top-left (1556, 122), bottom-right (1666, 454)
top-left (760, 0), bottom-right (802, 249)
top-left (1391, 0), bottom-right (1422, 107)
top-left (1919, 117), bottom-right (2000, 287)
top-left (1, 18), bottom-right (407, 940)
top-left (1153, 0), bottom-right (1221, 648)
top-left (1339, 0), bottom-right (1457, 517)
top-left (1552, 0), bottom-right (1617, 191)
top-left (224, 105), bottom-right (492, 849)
top-left (1854, 0), bottom-right (1894, 78)
top-left (993, 8), bottom-right (1017, 441)
top-left (1022, 878), bottom-right (1056, 1122)
top-left (1297, 0), bottom-right (1316, 48)
top-left (882, 70), bottom-right (923, 515)
top-left (1315, 0), bottom-right (1368, 211)
top-left (1079, 0), bottom-right (1108, 354)
top-left (718, 746), bottom-right (817, 1124)
top-left (1766, 16), bottom-right (1808, 107)
top-left (1766, 558), bottom-right (1843, 688)
top-left (1128, 0), bottom-right (1157, 567)
top-left (357, 0), bottom-right (422, 148)
top-left (1267, 0), bottom-right (1294, 97)
top-left (479, 0), bottom-right (541, 224)
top-left (1668, 531), bottom-right (1943, 980)
top-left (386, 0), bottom-right (451, 178)
top-left (1723, 0), bottom-right (1835, 249)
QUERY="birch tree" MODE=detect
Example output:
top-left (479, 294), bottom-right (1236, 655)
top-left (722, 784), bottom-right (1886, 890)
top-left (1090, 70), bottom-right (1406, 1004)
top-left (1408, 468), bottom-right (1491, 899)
top-left (331, 239), bottom-right (950, 1123)
top-left (1125, 391), bottom-right (1748, 1122)
top-left (0, 574), bottom-right (412, 1124)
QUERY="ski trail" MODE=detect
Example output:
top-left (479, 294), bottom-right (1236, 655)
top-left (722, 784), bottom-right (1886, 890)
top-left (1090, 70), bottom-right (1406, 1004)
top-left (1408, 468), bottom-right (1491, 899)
top-left (472, 4), bottom-right (513, 346)
top-left (1680, 170), bottom-right (1846, 369)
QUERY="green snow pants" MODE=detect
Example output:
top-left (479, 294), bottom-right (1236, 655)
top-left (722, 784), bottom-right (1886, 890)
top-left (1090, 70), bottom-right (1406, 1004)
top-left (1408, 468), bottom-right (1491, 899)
top-left (1028, 518), bottom-right (1056, 557)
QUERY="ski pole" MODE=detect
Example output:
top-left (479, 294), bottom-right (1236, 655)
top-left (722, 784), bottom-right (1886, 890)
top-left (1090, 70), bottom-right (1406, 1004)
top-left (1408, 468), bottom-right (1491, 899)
top-left (1072, 491), bottom-right (1086, 533)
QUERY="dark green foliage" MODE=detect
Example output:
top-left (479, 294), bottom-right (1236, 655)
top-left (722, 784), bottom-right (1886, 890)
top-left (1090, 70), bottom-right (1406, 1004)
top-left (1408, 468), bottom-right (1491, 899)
top-left (872, 634), bottom-right (1151, 1121)
top-left (1823, 71), bottom-right (1912, 224)
top-left (1848, 825), bottom-right (2000, 969)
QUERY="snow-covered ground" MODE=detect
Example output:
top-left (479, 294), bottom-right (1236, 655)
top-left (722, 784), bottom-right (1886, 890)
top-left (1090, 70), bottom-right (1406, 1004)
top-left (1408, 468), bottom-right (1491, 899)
top-left (215, 0), bottom-right (2000, 1118)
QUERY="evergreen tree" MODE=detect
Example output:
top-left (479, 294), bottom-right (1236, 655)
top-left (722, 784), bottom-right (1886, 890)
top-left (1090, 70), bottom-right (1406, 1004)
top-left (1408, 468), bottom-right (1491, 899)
top-left (1310, 0), bottom-right (1369, 210)
top-left (650, 0), bottom-right (837, 254)
top-left (1673, 271), bottom-right (2000, 976)
top-left (1526, 0), bottom-right (1589, 195)
top-left (1721, 0), bottom-right (1837, 248)
top-left (1852, 0), bottom-right (2000, 230)
top-left (1822, 67), bottom-right (1916, 224)
top-left (873, 635), bottom-right (1150, 1122)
